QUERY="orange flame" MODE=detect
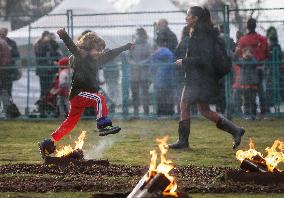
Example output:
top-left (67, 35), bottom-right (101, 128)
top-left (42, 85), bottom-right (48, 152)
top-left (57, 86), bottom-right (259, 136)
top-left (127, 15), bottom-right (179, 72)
top-left (264, 140), bottom-right (284, 172)
top-left (55, 131), bottom-right (86, 157)
top-left (236, 138), bottom-right (284, 172)
top-left (236, 138), bottom-right (263, 162)
top-left (147, 136), bottom-right (177, 196)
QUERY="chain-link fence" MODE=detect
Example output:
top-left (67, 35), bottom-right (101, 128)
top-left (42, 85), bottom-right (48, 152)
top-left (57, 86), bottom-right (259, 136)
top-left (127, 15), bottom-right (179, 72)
top-left (0, 6), bottom-right (283, 120)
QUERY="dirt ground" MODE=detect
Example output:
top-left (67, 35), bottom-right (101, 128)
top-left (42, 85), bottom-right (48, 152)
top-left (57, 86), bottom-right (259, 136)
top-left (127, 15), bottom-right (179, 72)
top-left (0, 161), bottom-right (283, 194)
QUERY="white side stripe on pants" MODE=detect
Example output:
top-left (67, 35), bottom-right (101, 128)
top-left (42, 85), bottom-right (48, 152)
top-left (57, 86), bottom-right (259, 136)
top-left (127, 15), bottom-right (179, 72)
top-left (78, 92), bottom-right (103, 118)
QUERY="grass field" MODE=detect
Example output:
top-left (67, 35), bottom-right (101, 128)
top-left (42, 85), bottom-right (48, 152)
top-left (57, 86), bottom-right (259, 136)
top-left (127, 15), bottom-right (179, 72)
top-left (0, 118), bottom-right (284, 197)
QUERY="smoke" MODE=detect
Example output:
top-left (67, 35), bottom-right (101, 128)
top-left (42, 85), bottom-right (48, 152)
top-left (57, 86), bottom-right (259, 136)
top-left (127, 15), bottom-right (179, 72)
top-left (84, 136), bottom-right (118, 159)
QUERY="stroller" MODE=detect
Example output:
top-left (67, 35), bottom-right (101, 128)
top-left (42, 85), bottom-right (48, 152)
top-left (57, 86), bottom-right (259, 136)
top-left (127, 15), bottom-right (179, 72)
top-left (34, 75), bottom-right (60, 118)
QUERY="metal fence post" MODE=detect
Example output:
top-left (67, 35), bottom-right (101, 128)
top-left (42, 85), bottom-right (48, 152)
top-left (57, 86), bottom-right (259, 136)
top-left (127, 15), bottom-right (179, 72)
top-left (25, 24), bottom-right (32, 117)
top-left (67, 9), bottom-right (74, 39)
top-left (121, 54), bottom-right (129, 119)
top-left (223, 5), bottom-right (231, 116)
top-left (272, 47), bottom-right (281, 115)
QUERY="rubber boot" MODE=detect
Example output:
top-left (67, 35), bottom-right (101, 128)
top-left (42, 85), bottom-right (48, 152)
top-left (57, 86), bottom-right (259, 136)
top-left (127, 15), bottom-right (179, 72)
top-left (169, 120), bottom-right (190, 149)
top-left (216, 117), bottom-right (245, 149)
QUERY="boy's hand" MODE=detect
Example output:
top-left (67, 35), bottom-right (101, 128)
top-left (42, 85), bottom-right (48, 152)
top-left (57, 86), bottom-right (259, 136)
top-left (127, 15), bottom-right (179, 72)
top-left (126, 43), bottom-right (135, 50)
top-left (57, 28), bottom-right (66, 38)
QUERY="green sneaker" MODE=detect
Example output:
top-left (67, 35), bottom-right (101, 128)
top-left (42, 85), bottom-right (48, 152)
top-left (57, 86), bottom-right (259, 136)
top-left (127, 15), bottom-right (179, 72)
top-left (99, 126), bottom-right (121, 136)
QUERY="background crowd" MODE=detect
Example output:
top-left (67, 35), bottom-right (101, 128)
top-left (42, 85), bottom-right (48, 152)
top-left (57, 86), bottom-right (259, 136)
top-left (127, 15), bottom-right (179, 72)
top-left (0, 16), bottom-right (283, 119)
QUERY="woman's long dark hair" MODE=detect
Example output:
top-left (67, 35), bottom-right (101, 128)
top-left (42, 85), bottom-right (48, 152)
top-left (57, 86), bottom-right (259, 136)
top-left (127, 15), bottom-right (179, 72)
top-left (194, 7), bottom-right (213, 29)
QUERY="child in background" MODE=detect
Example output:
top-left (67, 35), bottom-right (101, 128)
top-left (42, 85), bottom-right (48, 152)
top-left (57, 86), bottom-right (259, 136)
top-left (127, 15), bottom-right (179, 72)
top-left (240, 47), bottom-right (259, 120)
top-left (56, 56), bottom-right (72, 118)
top-left (38, 28), bottom-right (134, 158)
top-left (151, 32), bottom-right (176, 116)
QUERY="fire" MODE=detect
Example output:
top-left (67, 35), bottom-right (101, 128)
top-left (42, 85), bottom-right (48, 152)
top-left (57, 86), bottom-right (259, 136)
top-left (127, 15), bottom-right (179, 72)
top-left (236, 138), bottom-right (284, 172)
top-left (147, 136), bottom-right (177, 196)
top-left (55, 131), bottom-right (86, 157)
top-left (264, 140), bottom-right (284, 172)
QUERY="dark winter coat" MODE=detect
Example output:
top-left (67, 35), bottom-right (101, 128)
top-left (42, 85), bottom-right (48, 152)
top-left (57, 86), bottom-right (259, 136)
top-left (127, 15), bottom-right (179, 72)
top-left (6, 37), bottom-right (20, 80)
top-left (182, 24), bottom-right (219, 104)
top-left (34, 40), bottom-right (57, 76)
top-left (6, 37), bottom-right (20, 65)
top-left (0, 38), bottom-right (11, 68)
top-left (175, 36), bottom-right (189, 60)
top-left (157, 27), bottom-right (178, 52)
top-left (175, 35), bottom-right (189, 85)
top-left (0, 38), bottom-right (11, 87)
top-left (239, 57), bottom-right (259, 86)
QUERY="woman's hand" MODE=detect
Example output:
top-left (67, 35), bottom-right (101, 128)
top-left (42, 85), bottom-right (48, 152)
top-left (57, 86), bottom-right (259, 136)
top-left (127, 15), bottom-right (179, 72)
top-left (176, 59), bottom-right (183, 67)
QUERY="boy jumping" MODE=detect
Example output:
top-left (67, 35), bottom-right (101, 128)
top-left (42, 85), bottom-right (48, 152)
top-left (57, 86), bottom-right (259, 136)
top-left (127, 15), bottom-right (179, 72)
top-left (38, 28), bottom-right (134, 158)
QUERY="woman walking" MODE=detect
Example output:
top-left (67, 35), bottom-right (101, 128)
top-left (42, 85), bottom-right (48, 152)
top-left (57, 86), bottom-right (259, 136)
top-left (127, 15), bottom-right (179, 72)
top-left (169, 6), bottom-right (245, 150)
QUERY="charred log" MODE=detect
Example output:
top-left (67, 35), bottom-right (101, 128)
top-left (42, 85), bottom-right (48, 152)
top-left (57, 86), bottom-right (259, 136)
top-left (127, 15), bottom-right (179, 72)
top-left (128, 173), bottom-right (172, 198)
top-left (240, 159), bottom-right (268, 172)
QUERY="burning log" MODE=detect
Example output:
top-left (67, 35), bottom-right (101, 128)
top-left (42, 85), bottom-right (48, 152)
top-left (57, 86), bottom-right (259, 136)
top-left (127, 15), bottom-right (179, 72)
top-left (43, 131), bottom-right (109, 167)
top-left (128, 173), bottom-right (171, 198)
top-left (44, 149), bottom-right (110, 166)
top-left (236, 138), bottom-right (284, 173)
top-left (44, 149), bottom-right (83, 164)
top-left (240, 159), bottom-right (268, 172)
top-left (128, 136), bottom-right (188, 198)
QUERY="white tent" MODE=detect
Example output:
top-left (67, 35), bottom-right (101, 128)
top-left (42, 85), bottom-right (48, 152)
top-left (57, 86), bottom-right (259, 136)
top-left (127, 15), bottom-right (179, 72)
top-left (9, 0), bottom-right (186, 47)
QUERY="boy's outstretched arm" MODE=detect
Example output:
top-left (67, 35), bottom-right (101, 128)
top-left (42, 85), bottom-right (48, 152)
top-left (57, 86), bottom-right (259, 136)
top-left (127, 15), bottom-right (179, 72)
top-left (57, 28), bottom-right (81, 57)
top-left (96, 43), bottom-right (134, 66)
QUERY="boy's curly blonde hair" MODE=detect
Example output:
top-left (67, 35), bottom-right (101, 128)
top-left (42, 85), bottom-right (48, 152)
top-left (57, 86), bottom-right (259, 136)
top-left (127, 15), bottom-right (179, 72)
top-left (76, 32), bottom-right (106, 51)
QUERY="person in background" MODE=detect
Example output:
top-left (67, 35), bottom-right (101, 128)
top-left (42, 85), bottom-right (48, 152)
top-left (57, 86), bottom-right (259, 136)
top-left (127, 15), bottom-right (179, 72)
top-left (239, 47), bottom-right (258, 120)
top-left (56, 56), bottom-right (72, 118)
top-left (216, 25), bottom-right (236, 115)
top-left (0, 28), bottom-right (20, 97)
top-left (236, 18), bottom-right (268, 119)
top-left (151, 31), bottom-right (176, 116)
top-left (169, 6), bottom-right (245, 150)
top-left (265, 26), bottom-right (283, 109)
top-left (49, 32), bottom-right (63, 61)
top-left (155, 18), bottom-right (178, 52)
top-left (0, 34), bottom-right (11, 118)
top-left (103, 48), bottom-right (120, 114)
top-left (128, 28), bottom-right (152, 117)
top-left (230, 30), bottom-right (244, 117)
top-left (34, 31), bottom-right (62, 116)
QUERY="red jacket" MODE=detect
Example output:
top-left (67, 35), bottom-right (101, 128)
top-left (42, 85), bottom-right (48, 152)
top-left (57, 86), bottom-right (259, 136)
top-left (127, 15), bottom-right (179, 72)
top-left (237, 32), bottom-right (268, 61)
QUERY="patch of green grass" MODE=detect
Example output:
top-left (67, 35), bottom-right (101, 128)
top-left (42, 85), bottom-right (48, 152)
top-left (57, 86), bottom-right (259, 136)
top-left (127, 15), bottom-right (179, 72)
top-left (0, 118), bottom-right (283, 167)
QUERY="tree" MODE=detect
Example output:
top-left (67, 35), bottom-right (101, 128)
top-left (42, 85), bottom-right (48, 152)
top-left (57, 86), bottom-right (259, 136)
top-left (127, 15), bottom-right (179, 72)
top-left (227, 0), bottom-right (263, 32)
top-left (0, 0), bottom-right (63, 30)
